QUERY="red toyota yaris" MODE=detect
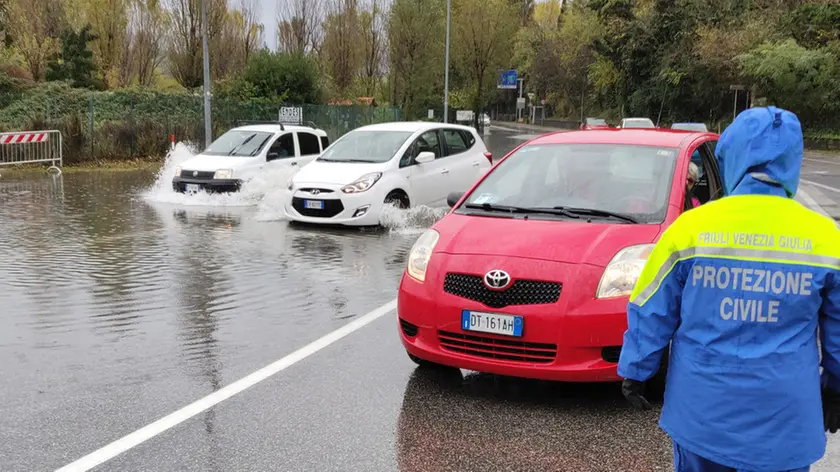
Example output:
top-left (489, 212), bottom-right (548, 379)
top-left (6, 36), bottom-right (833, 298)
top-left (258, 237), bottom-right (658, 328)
top-left (397, 129), bottom-right (722, 386)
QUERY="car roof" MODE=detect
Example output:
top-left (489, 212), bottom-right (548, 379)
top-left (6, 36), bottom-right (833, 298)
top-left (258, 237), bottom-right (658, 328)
top-left (528, 129), bottom-right (716, 148)
top-left (621, 117), bottom-right (654, 122)
top-left (232, 124), bottom-right (327, 135)
top-left (353, 121), bottom-right (477, 133)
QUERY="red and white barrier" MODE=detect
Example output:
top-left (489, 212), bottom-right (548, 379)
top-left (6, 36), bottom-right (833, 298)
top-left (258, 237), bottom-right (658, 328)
top-left (0, 132), bottom-right (50, 144)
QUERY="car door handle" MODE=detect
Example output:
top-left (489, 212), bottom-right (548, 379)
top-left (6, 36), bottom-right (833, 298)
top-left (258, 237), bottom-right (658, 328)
top-left (440, 168), bottom-right (449, 174)
top-left (291, 161), bottom-right (298, 166)
top-left (472, 161), bottom-right (480, 166)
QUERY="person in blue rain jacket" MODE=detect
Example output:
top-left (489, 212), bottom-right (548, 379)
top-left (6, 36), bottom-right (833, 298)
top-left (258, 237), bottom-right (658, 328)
top-left (617, 106), bottom-right (840, 472)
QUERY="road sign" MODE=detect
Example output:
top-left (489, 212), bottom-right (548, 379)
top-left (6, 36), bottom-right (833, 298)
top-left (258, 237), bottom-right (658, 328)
top-left (428, 109), bottom-right (434, 119)
top-left (498, 70), bottom-right (518, 89)
top-left (541, 99), bottom-right (546, 105)
top-left (730, 84), bottom-right (745, 91)
top-left (516, 98), bottom-right (526, 110)
top-left (456, 110), bottom-right (474, 121)
top-left (527, 93), bottom-right (535, 100)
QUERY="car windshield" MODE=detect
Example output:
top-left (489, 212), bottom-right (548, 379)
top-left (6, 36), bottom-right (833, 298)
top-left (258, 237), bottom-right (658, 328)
top-left (203, 130), bottom-right (274, 157)
top-left (673, 123), bottom-right (708, 132)
top-left (317, 130), bottom-right (413, 163)
top-left (459, 143), bottom-right (678, 224)
top-left (586, 118), bottom-right (607, 126)
top-left (622, 119), bottom-right (655, 128)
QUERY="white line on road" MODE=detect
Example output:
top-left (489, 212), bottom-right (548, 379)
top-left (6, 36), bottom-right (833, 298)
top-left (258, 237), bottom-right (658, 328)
top-left (805, 157), bottom-right (840, 166)
top-left (55, 298), bottom-right (398, 472)
top-left (802, 179), bottom-right (840, 194)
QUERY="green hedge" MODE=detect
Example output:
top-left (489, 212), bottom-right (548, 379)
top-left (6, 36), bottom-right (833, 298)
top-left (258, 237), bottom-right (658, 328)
top-left (0, 83), bottom-right (401, 163)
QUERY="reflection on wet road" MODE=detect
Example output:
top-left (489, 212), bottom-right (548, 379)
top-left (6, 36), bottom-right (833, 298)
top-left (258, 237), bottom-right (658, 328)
top-left (0, 127), bottom-right (837, 471)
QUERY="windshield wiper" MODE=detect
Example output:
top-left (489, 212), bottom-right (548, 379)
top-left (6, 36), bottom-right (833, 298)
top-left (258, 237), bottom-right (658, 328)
top-left (547, 206), bottom-right (640, 224)
top-left (464, 203), bottom-right (580, 219)
top-left (228, 134), bottom-right (256, 156)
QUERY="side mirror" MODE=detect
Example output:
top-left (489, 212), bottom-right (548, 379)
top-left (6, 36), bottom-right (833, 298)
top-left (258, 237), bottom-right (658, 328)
top-left (415, 151), bottom-right (435, 164)
top-left (267, 152), bottom-right (280, 161)
top-left (447, 191), bottom-right (465, 208)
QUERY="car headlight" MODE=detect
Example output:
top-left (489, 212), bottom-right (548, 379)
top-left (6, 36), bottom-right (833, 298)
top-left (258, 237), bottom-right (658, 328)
top-left (341, 172), bottom-right (382, 194)
top-left (174, 166), bottom-right (182, 177)
top-left (406, 229), bottom-right (440, 282)
top-left (595, 244), bottom-right (655, 299)
top-left (214, 169), bottom-right (233, 179)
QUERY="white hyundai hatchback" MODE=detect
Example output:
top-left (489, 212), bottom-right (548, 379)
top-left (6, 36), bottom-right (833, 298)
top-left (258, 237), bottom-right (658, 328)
top-left (285, 122), bottom-right (492, 226)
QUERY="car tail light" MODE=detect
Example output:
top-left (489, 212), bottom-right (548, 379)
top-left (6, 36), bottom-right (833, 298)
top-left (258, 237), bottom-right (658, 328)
top-left (483, 151), bottom-right (492, 163)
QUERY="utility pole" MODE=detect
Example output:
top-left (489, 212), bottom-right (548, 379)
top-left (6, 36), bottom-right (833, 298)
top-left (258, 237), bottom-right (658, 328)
top-left (443, 0), bottom-right (451, 123)
top-left (202, 0), bottom-right (212, 148)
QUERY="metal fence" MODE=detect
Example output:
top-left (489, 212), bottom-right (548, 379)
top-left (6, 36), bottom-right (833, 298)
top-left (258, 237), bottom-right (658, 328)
top-left (0, 91), bottom-right (402, 163)
top-left (0, 130), bottom-right (62, 170)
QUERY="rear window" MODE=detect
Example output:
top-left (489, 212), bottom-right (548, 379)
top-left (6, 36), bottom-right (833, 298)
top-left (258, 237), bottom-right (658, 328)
top-left (320, 136), bottom-right (330, 150)
top-left (297, 132), bottom-right (321, 156)
top-left (461, 144), bottom-right (677, 223)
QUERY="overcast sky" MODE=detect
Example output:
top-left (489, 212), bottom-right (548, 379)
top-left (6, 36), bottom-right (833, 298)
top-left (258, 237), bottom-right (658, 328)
top-left (258, 1), bottom-right (279, 50)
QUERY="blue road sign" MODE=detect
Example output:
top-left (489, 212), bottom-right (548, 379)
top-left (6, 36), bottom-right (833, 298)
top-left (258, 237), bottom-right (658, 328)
top-left (498, 70), bottom-right (518, 89)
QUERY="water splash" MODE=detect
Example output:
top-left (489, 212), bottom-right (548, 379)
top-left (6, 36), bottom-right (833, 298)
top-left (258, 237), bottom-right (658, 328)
top-left (143, 143), bottom-right (297, 208)
top-left (380, 204), bottom-right (448, 234)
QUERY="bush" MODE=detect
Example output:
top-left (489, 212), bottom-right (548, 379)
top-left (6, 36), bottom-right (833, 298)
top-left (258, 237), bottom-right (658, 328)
top-left (242, 51), bottom-right (322, 104)
top-left (0, 82), bottom-right (401, 164)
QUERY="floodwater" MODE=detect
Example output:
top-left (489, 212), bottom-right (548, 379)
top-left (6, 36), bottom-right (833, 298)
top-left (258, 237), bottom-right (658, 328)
top-left (2, 126), bottom-right (837, 471)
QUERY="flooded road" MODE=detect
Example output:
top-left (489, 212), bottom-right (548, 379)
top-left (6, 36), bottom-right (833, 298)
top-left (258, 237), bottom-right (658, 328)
top-left (1, 127), bottom-right (839, 471)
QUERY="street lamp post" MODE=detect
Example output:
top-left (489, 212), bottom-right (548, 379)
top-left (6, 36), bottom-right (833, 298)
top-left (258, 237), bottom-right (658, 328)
top-left (443, 0), bottom-right (451, 123)
top-left (730, 84), bottom-right (745, 123)
top-left (201, 0), bottom-right (212, 148)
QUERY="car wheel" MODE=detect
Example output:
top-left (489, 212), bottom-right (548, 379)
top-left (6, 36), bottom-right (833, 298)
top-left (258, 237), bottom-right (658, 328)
top-left (384, 191), bottom-right (409, 209)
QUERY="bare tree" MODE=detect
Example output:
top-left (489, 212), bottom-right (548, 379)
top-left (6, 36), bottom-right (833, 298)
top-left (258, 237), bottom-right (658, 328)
top-left (276, 0), bottom-right (323, 54)
top-left (358, 0), bottom-right (385, 96)
top-left (166, 0), bottom-right (226, 88)
top-left (237, 0), bottom-right (263, 62)
top-left (321, 0), bottom-right (360, 94)
top-left (129, 0), bottom-right (168, 87)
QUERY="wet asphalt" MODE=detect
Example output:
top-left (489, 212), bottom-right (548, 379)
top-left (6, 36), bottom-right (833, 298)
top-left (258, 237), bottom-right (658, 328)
top-left (1, 126), bottom-right (839, 471)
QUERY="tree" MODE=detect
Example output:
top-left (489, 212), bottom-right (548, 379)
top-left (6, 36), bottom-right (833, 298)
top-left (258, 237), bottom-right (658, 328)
top-left (320, 0), bottom-right (360, 95)
top-left (277, 0), bottom-right (323, 55)
top-left (241, 50), bottom-right (321, 103)
top-left (358, 0), bottom-right (385, 96)
top-left (81, 0), bottom-right (130, 88)
top-left (6, 0), bottom-right (64, 80)
top-left (387, 0), bottom-right (445, 118)
top-left (47, 25), bottom-right (104, 89)
top-left (128, 0), bottom-right (169, 87)
top-left (453, 0), bottom-right (519, 124)
top-left (166, 0), bottom-right (227, 88)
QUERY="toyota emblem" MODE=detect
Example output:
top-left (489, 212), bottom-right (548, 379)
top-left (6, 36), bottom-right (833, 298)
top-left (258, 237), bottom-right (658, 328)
top-left (484, 270), bottom-right (512, 291)
top-left (192, 171), bottom-right (198, 177)
top-left (310, 189), bottom-right (320, 195)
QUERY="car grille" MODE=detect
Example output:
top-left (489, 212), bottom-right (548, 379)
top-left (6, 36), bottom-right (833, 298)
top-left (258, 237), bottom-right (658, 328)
top-left (180, 170), bottom-right (215, 180)
top-left (292, 197), bottom-right (344, 218)
top-left (299, 188), bottom-right (335, 194)
top-left (438, 330), bottom-right (556, 363)
top-left (400, 319), bottom-right (418, 337)
top-left (443, 273), bottom-right (561, 308)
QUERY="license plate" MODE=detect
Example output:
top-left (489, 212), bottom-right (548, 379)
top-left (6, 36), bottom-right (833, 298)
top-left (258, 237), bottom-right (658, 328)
top-left (185, 183), bottom-right (201, 193)
top-left (304, 200), bottom-right (324, 210)
top-left (461, 310), bottom-right (523, 337)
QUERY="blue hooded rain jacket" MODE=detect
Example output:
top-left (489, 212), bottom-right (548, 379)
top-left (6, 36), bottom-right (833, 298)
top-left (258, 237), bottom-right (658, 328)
top-left (617, 106), bottom-right (840, 471)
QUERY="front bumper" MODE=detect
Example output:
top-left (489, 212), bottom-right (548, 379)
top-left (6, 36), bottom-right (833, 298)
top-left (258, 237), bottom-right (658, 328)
top-left (396, 254), bottom-right (629, 382)
top-left (172, 176), bottom-right (241, 193)
top-left (284, 184), bottom-right (386, 226)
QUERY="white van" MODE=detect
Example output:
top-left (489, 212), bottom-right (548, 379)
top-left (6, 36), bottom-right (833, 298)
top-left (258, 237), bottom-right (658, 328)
top-left (172, 123), bottom-right (329, 193)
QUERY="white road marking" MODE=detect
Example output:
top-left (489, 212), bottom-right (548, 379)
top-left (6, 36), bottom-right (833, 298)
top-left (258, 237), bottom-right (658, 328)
top-left (801, 179), bottom-right (840, 194)
top-left (55, 298), bottom-right (398, 472)
top-left (805, 157), bottom-right (840, 166)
